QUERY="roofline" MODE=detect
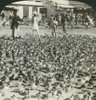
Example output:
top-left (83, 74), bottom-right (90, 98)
top-left (10, 1), bottom-right (43, 7)
top-left (10, 4), bottom-right (43, 7)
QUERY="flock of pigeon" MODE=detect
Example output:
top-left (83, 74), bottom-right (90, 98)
top-left (0, 33), bottom-right (96, 100)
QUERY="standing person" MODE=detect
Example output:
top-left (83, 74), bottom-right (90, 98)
top-left (1, 11), bottom-right (6, 27)
top-left (48, 15), bottom-right (54, 29)
top-left (9, 12), bottom-right (13, 26)
top-left (57, 13), bottom-right (61, 26)
top-left (52, 17), bottom-right (58, 37)
top-left (0, 16), bottom-right (2, 30)
top-left (85, 13), bottom-right (90, 29)
top-left (61, 12), bottom-right (67, 34)
top-left (1, 11), bottom-right (5, 20)
top-left (70, 11), bottom-right (75, 29)
top-left (82, 13), bottom-right (85, 25)
top-left (32, 11), bottom-right (40, 37)
top-left (42, 14), bottom-right (45, 23)
top-left (11, 10), bottom-right (22, 40)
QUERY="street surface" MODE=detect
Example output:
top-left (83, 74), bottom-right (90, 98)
top-left (0, 24), bottom-right (96, 37)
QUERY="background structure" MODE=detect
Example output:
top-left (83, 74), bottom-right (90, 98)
top-left (0, 0), bottom-right (96, 13)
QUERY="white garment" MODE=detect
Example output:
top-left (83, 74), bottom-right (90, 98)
top-left (32, 17), bottom-right (39, 30)
top-left (38, 14), bottom-right (42, 22)
top-left (2, 17), bottom-right (6, 24)
top-left (15, 26), bottom-right (20, 37)
top-left (53, 20), bottom-right (58, 26)
top-left (89, 18), bottom-right (94, 26)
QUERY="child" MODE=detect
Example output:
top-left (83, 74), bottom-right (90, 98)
top-left (52, 17), bottom-right (58, 37)
top-left (32, 12), bottom-right (40, 38)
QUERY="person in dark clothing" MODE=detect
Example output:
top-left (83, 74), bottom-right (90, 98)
top-left (42, 14), bottom-right (45, 23)
top-left (48, 15), bottom-right (54, 29)
top-left (82, 13), bottom-right (85, 25)
top-left (1, 11), bottom-right (5, 20)
top-left (1, 11), bottom-right (6, 27)
top-left (61, 13), bottom-right (67, 34)
top-left (11, 10), bottom-right (22, 40)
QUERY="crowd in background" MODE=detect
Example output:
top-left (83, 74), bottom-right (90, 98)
top-left (47, 9), bottom-right (95, 31)
top-left (0, 9), bottom-right (95, 28)
top-left (0, 8), bottom-right (96, 39)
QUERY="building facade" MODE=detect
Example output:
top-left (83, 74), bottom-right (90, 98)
top-left (6, 1), bottom-right (43, 19)
top-left (3, 0), bottom-right (93, 20)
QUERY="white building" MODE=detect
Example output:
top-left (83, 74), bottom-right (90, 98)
top-left (4, 0), bottom-right (92, 19)
top-left (6, 1), bottom-right (43, 19)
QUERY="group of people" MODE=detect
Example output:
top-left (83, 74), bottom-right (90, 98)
top-left (48, 10), bottom-right (95, 36)
top-left (0, 10), bottom-right (40, 39)
top-left (0, 9), bottom-right (95, 39)
top-left (48, 11), bottom-right (75, 34)
top-left (11, 10), bottom-right (40, 39)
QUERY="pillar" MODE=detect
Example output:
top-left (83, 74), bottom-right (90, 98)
top-left (17, 6), bottom-right (23, 19)
top-left (29, 6), bottom-right (32, 19)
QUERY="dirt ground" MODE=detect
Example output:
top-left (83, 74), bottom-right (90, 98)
top-left (0, 24), bottom-right (96, 38)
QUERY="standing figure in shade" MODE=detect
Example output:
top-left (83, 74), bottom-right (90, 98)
top-left (32, 11), bottom-right (40, 37)
top-left (1, 11), bottom-right (6, 27)
top-left (85, 13), bottom-right (90, 29)
top-left (42, 14), bottom-right (45, 23)
top-left (70, 12), bottom-right (75, 29)
top-left (61, 12), bottom-right (67, 34)
top-left (48, 15), bottom-right (54, 29)
top-left (82, 13), bottom-right (85, 25)
top-left (57, 13), bottom-right (61, 26)
top-left (0, 16), bottom-right (2, 30)
top-left (11, 10), bottom-right (22, 40)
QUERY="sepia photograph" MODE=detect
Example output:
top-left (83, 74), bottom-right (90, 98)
top-left (0, 0), bottom-right (96, 100)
